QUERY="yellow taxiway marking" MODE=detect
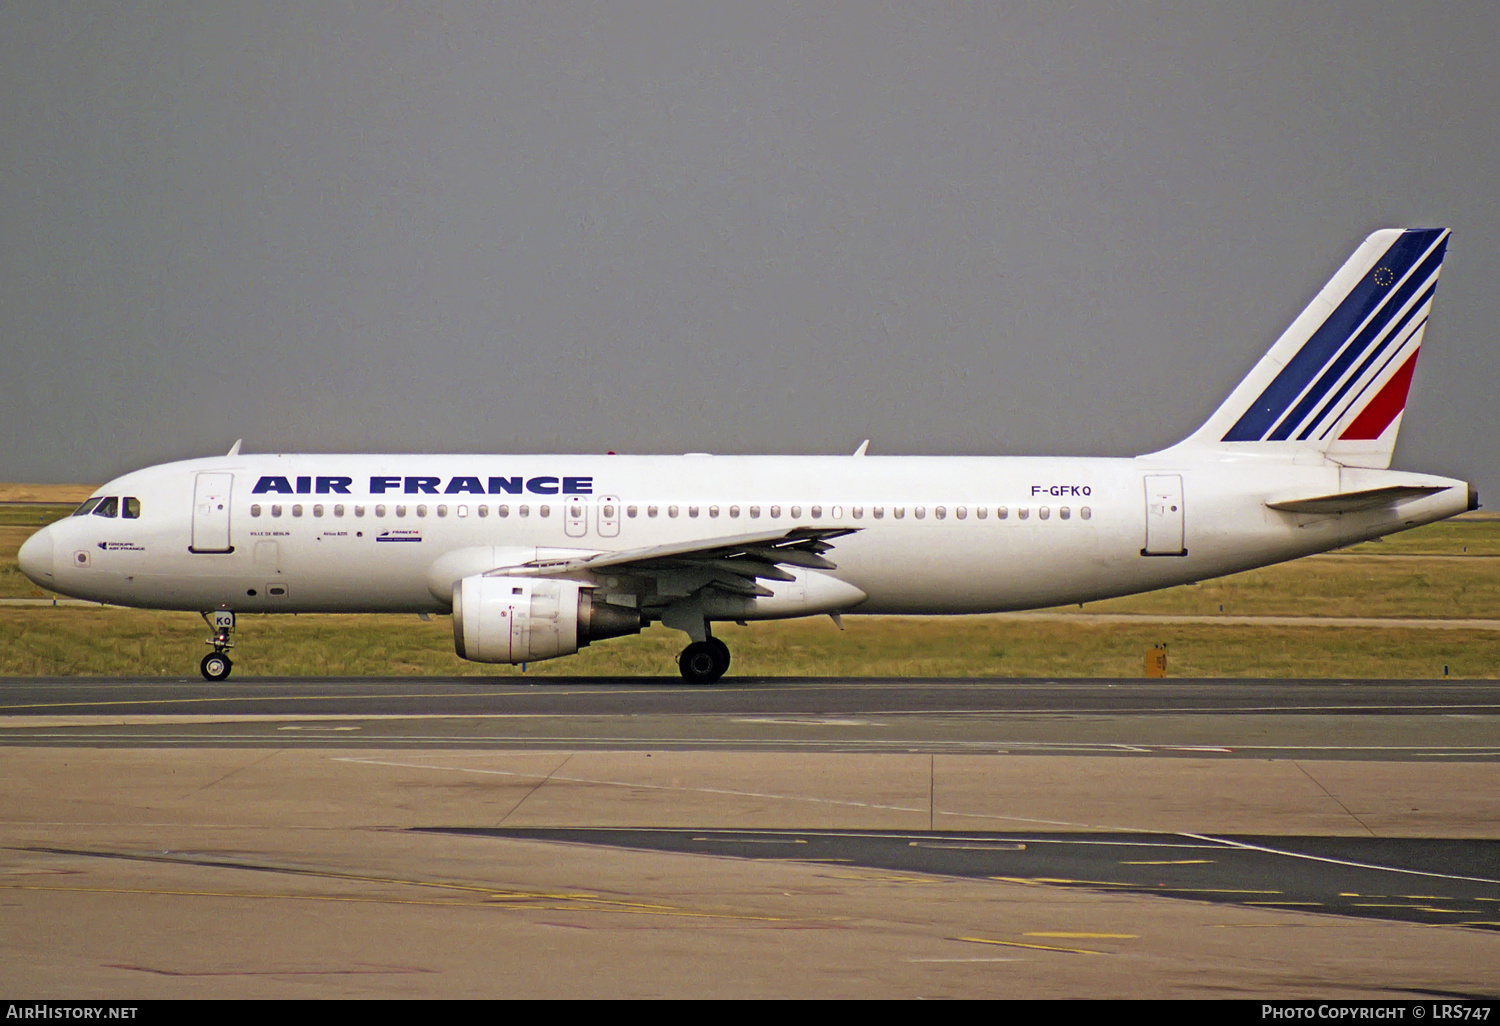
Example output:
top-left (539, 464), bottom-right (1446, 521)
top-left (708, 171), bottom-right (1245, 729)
top-left (0, 881), bottom-right (790, 921)
top-left (1024, 932), bottom-right (1138, 940)
top-left (1119, 859), bottom-right (1214, 865)
top-left (957, 936), bottom-right (1106, 956)
top-left (1352, 902), bottom-right (1441, 908)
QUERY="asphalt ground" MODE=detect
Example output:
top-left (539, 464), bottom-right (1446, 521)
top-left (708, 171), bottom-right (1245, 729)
top-left (2, 676), bottom-right (1498, 998)
top-left (2, 676), bottom-right (1497, 759)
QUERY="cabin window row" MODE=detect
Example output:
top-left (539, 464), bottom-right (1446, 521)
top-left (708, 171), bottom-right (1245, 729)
top-left (249, 503), bottom-right (553, 519)
top-left (616, 504), bottom-right (1093, 521)
top-left (248, 502), bottom-right (1092, 521)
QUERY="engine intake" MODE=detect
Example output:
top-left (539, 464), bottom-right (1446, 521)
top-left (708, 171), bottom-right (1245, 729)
top-left (452, 575), bottom-right (642, 664)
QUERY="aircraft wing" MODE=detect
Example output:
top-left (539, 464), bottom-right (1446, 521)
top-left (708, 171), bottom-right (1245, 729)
top-left (493, 525), bottom-right (860, 598)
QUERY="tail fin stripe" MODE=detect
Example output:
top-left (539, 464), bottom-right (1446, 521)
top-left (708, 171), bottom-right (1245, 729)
top-left (1222, 228), bottom-right (1446, 442)
top-left (1338, 349), bottom-right (1420, 440)
top-left (1267, 242), bottom-right (1445, 440)
top-left (1317, 314), bottom-right (1427, 441)
top-left (1295, 280), bottom-right (1436, 440)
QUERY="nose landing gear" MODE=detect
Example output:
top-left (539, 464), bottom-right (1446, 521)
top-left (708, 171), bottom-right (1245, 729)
top-left (200, 609), bottom-right (235, 681)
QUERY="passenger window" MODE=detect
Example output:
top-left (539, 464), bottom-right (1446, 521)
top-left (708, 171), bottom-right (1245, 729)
top-left (852, 507), bottom-right (863, 519)
top-left (477, 506), bottom-right (488, 518)
top-left (976, 507), bottom-right (987, 520)
top-left (519, 505), bottom-right (530, 517)
top-left (914, 506), bottom-right (926, 520)
top-left (728, 505), bottom-right (739, 518)
top-left (437, 505), bottom-right (449, 517)
top-left (72, 498), bottom-right (102, 517)
top-left (933, 506), bottom-right (945, 520)
top-left (1081, 506), bottom-right (1092, 520)
top-left (313, 504), bottom-right (324, 517)
top-left (769, 506), bottom-right (781, 518)
top-left (416, 505), bottom-right (427, 517)
top-left (375, 505), bottom-right (386, 517)
top-left (627, 505), bottom-right (639, 518)
top-left (893, 507), bottom-right (905, 519)
top-left (955, 507), bottom-right (967, 520)
top-left (334, 504), bottom-right (345, 517)
top-left (539, 505), bottom-right (550, 517)
top-left (272, 505), bottom-right (283, 518)
top-left (395, 505), bottom-right (407, 517)
top-left (457, 505), bottom-right (467, 518)
top-left (1018, 507), bottom-right (1029, 520)
top-left (123, 497), bottom-right (141, 519)
top-left (292, 504), bottom-right (303, 517)
top-left (668, 506), bottom-right (679, 518)
top-left (708, 506), bottom-right (719, 518)
top-left (92, 497), bottom-right (119, 518)
top-left (498, 505), bottom-right (509, 517)
top-left (810, 506), bottom-right (822, 518)
top-left (647, 506), bottom-right (658, 518)
top-left (251, 504), bottom-right (262, 518)
top-left (748, 505), bottom-right (760, 519)
top-left (1060, 506), bottom-right (1070, 520)
top-left (997, 506), bottom-right (1009, 519)
top-left (873, 507), bottom-right (884, 519)
top-left (1039, 506), bottom-right (1050, 520)
top-left (688, 507), bottom-right (699, 518)
top-left (790, 505), bottom-right (802, 518)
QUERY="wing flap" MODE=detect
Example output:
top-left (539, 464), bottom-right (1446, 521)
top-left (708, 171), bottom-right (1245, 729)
top-left (489, 525), bottom-right (859, 581)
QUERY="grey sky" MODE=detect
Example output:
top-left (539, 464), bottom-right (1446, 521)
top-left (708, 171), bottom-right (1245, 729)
top-left (3, 2), bottom-right (1497, 497)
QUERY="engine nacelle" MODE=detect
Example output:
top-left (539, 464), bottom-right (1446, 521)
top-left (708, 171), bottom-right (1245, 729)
top-left (452, 575), bottom-right (643, 664)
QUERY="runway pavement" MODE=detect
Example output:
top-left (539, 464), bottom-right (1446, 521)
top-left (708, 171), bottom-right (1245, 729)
top-left (2, 676), bottom-right (1498, 998)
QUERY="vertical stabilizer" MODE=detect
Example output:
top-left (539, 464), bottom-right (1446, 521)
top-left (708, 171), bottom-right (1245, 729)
top-left (1157, 228), bottom-right (1449, 468)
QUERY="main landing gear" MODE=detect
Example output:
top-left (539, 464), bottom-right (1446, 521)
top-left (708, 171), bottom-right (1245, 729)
top-left (678, 636), bottom-right (730, 684)
top-left (200, 609), bottom-right (235, 681)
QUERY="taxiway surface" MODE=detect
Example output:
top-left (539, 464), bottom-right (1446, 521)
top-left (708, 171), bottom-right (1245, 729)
top-left (2, 676), bottom-right (1497, 998)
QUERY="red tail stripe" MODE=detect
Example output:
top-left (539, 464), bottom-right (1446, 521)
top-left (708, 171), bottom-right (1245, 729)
top-left (1339, 350), bottom-right (1420, 441)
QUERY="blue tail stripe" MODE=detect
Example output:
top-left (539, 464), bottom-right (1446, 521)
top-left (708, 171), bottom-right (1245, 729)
top-left (1273, 243), bottom-right (1445, 440)
top-left (1296, 280), bottom-right (1436, 440)
top-left (1222, 228), bottom-right (1445, 442)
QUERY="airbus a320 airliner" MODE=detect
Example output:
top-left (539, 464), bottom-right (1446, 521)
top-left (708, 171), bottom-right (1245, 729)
top-left (18, 229), bottom-right (1475, 682)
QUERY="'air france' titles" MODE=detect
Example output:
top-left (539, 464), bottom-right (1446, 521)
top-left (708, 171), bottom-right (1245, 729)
top-left (251, 475), bottom-right (595, 496)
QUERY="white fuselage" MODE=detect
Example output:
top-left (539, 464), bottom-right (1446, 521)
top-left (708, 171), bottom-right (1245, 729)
top-left (22, 452), bottom-right (1471, 617)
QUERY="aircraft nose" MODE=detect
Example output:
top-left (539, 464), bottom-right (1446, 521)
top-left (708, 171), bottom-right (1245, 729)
top-left (17, 527), bottom-right (56, 586)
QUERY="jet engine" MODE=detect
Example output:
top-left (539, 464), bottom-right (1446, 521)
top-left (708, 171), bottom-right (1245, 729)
top-left (452, 575), bottom-right (643, 664)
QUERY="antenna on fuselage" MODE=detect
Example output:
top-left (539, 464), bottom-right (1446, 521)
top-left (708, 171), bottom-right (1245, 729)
top-left (226, 439), bottom-right (242, 457)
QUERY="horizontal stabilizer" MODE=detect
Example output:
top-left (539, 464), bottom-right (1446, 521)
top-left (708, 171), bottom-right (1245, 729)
top-left (1265, 485), bottom-right (1449, 515)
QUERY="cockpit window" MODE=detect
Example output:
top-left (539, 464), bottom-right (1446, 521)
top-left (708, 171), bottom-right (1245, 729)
top-left (92, 496), bottom-right (119, 518)
top-left (72, 497), bottom-right (103, 517)
top-left (123, 497), bottom-right (141, 519)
